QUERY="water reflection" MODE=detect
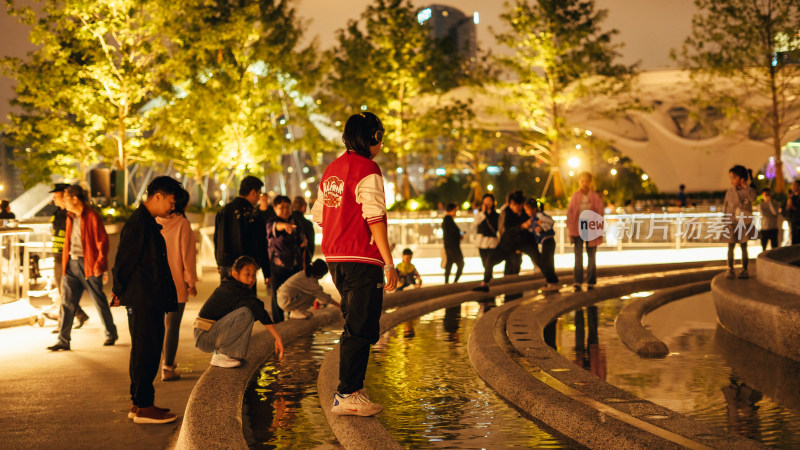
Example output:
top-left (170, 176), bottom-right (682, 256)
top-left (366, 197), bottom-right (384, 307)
top-left (552, 292), bottom-right (800, 447)
top-left (365, 302), bottom-right (562, 448)
top-left (242, 329), bottom-right (341, 449)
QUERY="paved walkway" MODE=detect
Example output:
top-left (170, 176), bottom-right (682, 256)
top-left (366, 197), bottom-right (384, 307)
top-left (0, 271), bottom-right (229, 449)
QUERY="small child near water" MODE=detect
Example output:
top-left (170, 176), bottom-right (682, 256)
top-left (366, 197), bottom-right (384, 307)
top-left (278, 259), bottom-right (340, 319)
top-left (194, 256), bottom-right (284, 368)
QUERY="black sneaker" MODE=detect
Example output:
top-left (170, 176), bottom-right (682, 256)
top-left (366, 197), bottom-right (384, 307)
top-left (726, 270), bottom-right (736, 279)
top-left (47, 343), bottom-right (70, 351)
top-left (572, 285), bottom-right (582, 292)
top-left (738, 270), bottom-right (749, 279)
top-left (103, 337), bottom-right (117, 346)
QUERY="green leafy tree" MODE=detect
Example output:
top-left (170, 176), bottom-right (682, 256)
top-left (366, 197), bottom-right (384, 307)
top-left (2, 0), bottom-right (187, 202)
top-left (148, 0), bottom-right (322, 207)
top-left (675, 0), bottom-right (800, 193)
top-left (323, 0), bottom-right (466, 200)
top-left (495, 0), bottom-right (636, 199)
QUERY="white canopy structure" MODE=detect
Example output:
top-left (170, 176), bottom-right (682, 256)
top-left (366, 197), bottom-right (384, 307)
top-left (419, 69), bottom-right (800, 193)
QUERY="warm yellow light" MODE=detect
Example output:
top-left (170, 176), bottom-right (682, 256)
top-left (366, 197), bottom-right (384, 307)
top-left (408, 199), bottom-right (420, 211)
top-left (568, 171), bottom-right (575, 177)
top-left (461, 201), bottom-right (471, 210)
top-left (642, 174), bottom-right (649, 181)
top-left (567, 157), bottom-right (580, 168)
top-left (610, 168), bottom-right (618, 176)
top-left (487, 184), bottom-right (494, 191)
top-left (757, 174), bottom-right (765, 180)
top-left (220, 184), bottom-right (227, 191)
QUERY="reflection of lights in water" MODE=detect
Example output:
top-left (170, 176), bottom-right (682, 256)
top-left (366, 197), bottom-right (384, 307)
top-left (630, 291), bottom-right (654, 298)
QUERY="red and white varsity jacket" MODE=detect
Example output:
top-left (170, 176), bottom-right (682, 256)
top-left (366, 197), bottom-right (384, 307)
top-left (311, 151), bottom-right (387, 267)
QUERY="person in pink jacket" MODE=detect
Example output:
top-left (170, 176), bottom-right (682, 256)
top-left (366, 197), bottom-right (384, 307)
top-left (566, 172), bottom-right (604, 291)
top-left (156, 188), bottom-right (197, 381)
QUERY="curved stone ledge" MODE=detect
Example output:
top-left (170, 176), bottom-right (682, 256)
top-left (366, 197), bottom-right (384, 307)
top-left (176, 307), bottom-right (342, 450)
top-left (469, 267), bottom-right (761, 449)
top-left (317, 261), bottom-right (726, 449)
top-left (616, 281), bottom-right (710, 358)
top-left (755, 246), bottom-right (800, 296)
top-left (712, 269), bottom-right (800, 363)
top-left (177, 259), bottom-right (727, 449)
top-left (318, 278), bottom-right (546, 449)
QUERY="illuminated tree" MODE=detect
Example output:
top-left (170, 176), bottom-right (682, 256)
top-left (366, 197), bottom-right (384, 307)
top-left (675, 0), bottom-right (800, 193)
top-left (2, 0), bottom-right (187, 201)
top-left (148, 0), bottom-right (322, 207)
top-left (495, 0), bottom-right (635, 198)
top-left (323, 0), bottom-right (467, 200)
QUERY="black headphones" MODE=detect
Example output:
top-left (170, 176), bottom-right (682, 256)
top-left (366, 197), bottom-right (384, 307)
top-left (360, 112), bottom-right (384, 145)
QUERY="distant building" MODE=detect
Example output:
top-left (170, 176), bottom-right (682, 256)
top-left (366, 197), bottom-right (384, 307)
top-left (417, 5), bottom-right (477, 62)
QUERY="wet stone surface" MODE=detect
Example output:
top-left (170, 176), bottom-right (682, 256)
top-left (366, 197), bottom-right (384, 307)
top-left (552, 291), bottom-right (800, 447)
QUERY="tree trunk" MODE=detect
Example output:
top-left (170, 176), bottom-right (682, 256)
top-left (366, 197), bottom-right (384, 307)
top-left (402, 154), bottom-right (411, 200)
top-left (118, 105), bottom-right (128, 205)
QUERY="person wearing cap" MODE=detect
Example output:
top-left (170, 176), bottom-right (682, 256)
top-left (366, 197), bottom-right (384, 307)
top-left (47, 185), bottom-right (117, 351)
top-left (213, 175), bottom-right (270, 289)
top-left (42, 183), bottom-right (89, 327)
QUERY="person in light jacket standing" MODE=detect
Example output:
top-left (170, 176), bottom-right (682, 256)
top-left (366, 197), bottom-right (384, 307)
top-left (156, 187), bottom-right (197, 381)
top-left (566, 172), bottom-right (604, 292)
top-left (311, 112), bottom-right (397, 417)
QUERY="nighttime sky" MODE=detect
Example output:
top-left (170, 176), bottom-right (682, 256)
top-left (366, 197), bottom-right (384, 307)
top-left (0, 0), bottom-right (696, 123)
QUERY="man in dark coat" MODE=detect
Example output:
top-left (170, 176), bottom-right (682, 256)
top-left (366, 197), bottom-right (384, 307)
top-left (442, 203), bottom-right (464, 284)
top-left (112, 176), bottom-right (182, 424)
top-left (291, 195), bottom-right (315, 266)
top-left (213, 176), bottom-right (269, 287)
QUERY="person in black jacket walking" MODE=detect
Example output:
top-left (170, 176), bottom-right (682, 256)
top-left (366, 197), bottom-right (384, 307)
top-left (214, 176), bottom-right (269, 288)
top-left (442, 203), bottom-right (464, 284)
top-left (291, 196), bottom-right (315, 266)
top-left (111, 176), bottom-right (183, 425)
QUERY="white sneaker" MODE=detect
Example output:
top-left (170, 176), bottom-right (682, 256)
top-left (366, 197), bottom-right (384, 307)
top-left (542, 283), bottom-right (560, 292)
top-left (288, 310), bottom-right (312, 320)
top-left (210, 352), bottom-right (241, 368)
top-left (331, 390), bottom-right (383, 416)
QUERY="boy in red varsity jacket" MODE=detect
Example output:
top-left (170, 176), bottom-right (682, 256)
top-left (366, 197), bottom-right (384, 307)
top-left (311, 112), bottom-right (397, 417)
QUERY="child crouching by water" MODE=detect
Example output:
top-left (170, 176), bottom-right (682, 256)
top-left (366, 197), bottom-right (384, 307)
top-left (194, 256), bottom-right (284, 368)
top-left (278, 259), bottom-right (340, 319)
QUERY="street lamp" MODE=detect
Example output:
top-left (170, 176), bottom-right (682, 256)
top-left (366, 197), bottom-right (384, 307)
top-left (567, 156), bottom-right (580, 168)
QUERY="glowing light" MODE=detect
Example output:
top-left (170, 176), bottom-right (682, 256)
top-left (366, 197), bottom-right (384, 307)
top-left (279, 118), bottom-right (286, 125)
top-left (408, 199), bottom-right (420, 211)
top-left (304, 190), bottom-right (311, 197)
top-left (568, 171), bottom-right (575, 177)
top-left (758, 174), bottom-right (765, 180)
top-left (396, 167), bottom-right (403, 174)
top-left (535, 177), bottom-right (541, 182)
top-left (487, 184), bottom-right (494, 191)
top-left (0, 185), bottom-right (4, 191)
top-left (585, 130), bottom-right (593, 136)
top-left (417, 8), bottom-right (432, 24)
top-left (486, 166), bottom-right (502, 175)
top-left (567, 157), bottom-right (580, 168)
top-left (473, 11), bottom-right (479, 24)
top-left (642, 174), bottom-right (649, 181)
top-left (610, 168), bottom-right (618, 176)
top-left (303, 167), bottom-right (309, 174)
top-left (360, 104), bottom-right (367, 111)
top-left (300, 182), bottom-right (307, 189)
top-left (285, 132), bottom-right (292, 139)
top-left (462, 201), bottom-right (471, 210)
top-left (575, 144), bottom-right (582, 150)
top-left (435, 168), bottom-right (446, 176)
top-left (220, 184), bottom-right (227, 191)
